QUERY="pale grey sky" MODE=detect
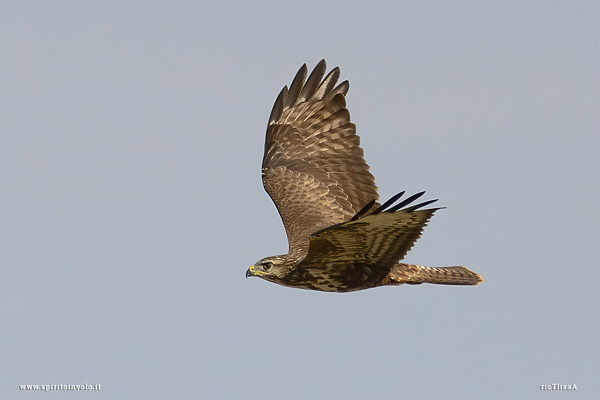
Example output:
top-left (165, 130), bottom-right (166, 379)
top-left (2, 1), bottom-right (598, 399)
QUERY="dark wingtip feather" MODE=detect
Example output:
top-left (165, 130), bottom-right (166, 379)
top-left (285, 64), bottom-right (308, 109)
top-left (298, 60), bottom-right (327, 103)
top-left (349, 199), bottom-right (376, 221)
top-left (373, 191), bottom-right (405, 215)
top-left (387, 191), bottom-right (425, 212)
top-left (269, 86), bottom-right (288, 124)
top-left (330, 80), bottom-right (349, 98)
top-left (375, 191), bottom-right (440, 213)
top-left (403, 199), bottom-right (440, 212)
top-left (313, 66), bottom-right (341, 101)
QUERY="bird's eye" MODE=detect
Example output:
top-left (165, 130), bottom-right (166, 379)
top-left (263, 262), bottom-right (272, 271)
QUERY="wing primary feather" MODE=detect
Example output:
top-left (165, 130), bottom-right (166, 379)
top-left (386, 191), bottom-right (426, 212)
top-left (285, 64), bottom-right (307, 109)
top-left (349, 199), bottom-right (377, 221)
top-left (373, 191), bottom-right (405, 215)
top-left (313, 67), bottom-right (340, 101)
top-left (403, 199), bottom-right (440, 211)
top-left (268, 86), bottom-right (288, 125)
top-left (328, 80), bottom-right (349, 99)
top-left (297, 59), bottom-right (327, 103)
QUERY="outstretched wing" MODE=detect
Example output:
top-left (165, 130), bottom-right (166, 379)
top-left (291, 193), bottom-right (439, 291)
top-left (262, 60), bottom-right (379, 254)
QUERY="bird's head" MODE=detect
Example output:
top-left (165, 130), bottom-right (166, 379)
top-left (246, 255), bottom-right (290, 281)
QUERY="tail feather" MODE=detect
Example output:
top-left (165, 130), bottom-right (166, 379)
top-left (386, 263), bottom-right (484, 286)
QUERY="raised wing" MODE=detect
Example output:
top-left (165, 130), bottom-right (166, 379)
top-left (291, 193), bottom-right (440, 291)
top-left (262, 60), bottom-right (379, 254)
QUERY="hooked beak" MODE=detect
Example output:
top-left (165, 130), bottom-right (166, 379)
top-left (246, 266), bottom-right (255, 279)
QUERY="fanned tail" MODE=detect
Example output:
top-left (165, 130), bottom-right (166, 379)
top-left (386, 263), bottom-right (484, 286)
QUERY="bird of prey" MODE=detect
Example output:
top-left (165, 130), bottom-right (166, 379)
top-left (246, 60), bottom-right (484, 292)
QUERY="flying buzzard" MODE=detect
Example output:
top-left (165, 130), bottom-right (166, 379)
top-left (246, 60), bottom-right (483, 292)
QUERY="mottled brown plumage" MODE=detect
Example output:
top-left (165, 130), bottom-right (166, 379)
top-left (247, 60), bottom-right (483, 292)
